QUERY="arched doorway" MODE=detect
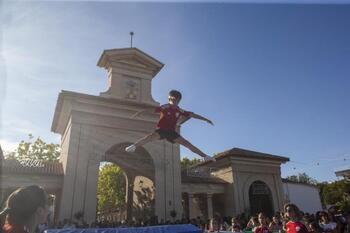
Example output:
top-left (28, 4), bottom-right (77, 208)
top-left (249, 181), bottom-right (274, 217)
top-left (101, 142), bottom-right (156, 222)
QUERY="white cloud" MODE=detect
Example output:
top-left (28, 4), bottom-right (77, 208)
top-left (0, 139), bottom-right (18, 153)
top-left (1, 118), bottom-right (39, 139)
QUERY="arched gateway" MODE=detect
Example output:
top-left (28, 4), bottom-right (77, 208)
top-left (249, 181), bottom-right (274, 217)
top-left (51, 48), bottom-right (183, 223)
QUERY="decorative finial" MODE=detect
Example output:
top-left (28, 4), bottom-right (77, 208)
top-left (130, 31), bottom-right (134, 48)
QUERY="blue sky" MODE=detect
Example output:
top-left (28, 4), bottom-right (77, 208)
top-left (1, 1), bottom-right (349, 181)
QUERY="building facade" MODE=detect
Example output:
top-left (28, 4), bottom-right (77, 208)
top-left (0, 47), bottom-right (322, 224)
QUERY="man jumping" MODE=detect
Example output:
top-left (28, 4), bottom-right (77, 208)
top-left (125, 90), bottom-right (216, 162)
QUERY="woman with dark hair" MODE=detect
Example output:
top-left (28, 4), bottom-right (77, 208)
top-left (254, 213), bottom-right (271, 233)
top-left (284, 203), bottom-right (309, 233)
top-left (0, 186), bottom-right (49, 233)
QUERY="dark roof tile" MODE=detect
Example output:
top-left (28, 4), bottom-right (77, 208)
top-left (2, 159), bottom-right (63, 176)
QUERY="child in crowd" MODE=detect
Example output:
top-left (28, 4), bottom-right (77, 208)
top-left (254, 213), bottom-right (271, 233)
top-left (269, 215), bottom-right (283, 233)
top-left (318, 211), bottom-right (337, 233)
top-left (308, 222), bottom-right (322, 233)
top-left (126, 90), bottom-right (216, 162)
top-left (232, 224), bottom-right (242, 233)
top-left (0, 186), bottom-right (49, 233)
top-left (208, 218), bottom-right (220, 232)
top-left (284, 203), bottom-right (309, 233)
top-left (345, 213), bottom-right (350, 233)
top-left (246, 216), bottom-right (260, 231)
top-left (230, 217), bottom-right (242, 230)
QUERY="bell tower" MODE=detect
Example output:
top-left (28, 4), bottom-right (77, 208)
top-left (97, 48), bottom-right (164, 104)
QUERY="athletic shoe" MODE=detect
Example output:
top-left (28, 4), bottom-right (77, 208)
top-left (125, 144), bottom-right (136, 153)
top-left (204, 155), bottom-right (216, 162)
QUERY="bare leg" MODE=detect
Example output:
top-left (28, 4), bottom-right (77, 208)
top-left (133, 131), bottom-right (161, 147)
top-left (173, 136), bottom-right (208, 158)
top-left (126, 131), bottom-right (161, 152)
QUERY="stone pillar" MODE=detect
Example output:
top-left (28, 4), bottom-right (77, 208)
top-left (0, 188), bottom-right (4, 205)
top-left (207, 194), bottom-right (213, 220)
top-left (232, 171), bottom-right (243, 215)
top-left (188, 193), bottom-right (195, 219)
top-left (126, 174), bottom-right (135, 222)
top-left (53, 190), bottom-right (62, 224)
top-left (150, 142), bottom-right (182, 222)
top-left (274, 173), bottom-right (285, 211)
top-left (58, 124), bottom-right (100, 224)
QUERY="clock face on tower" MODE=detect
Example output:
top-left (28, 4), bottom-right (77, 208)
top-left (125, 79), bottom-right (139, 100)
top-left (97, 48), bottom-right (163, 104)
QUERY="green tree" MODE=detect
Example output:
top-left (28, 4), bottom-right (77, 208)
top-left (318, 179), bottom-right (350, 210)
top-left (286, 172), bottom-right (318, 185)
top-left (97, 164), bottom-right (126, 212)
top-left (180, 157), bottom-right (201, 170)
top-left (5, 134), bottom-right (60, 161)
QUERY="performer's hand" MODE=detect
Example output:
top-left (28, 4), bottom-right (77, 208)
top-left (207, 119), bottom-right (214, 126)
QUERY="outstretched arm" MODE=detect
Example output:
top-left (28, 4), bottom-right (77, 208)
top-left (188, 112), bottom-right (214, 125)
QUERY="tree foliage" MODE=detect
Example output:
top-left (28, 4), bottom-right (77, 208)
top-left (318, 179), bottom-right (350, 210)
top-left (180, 157), bottom-right (201, 170)
top-left (97, 163), bottom-right (126, 212)
top-left (285, 172), bottom-right (318, 185)
top-left (4, 134), bottom-right (60, 161)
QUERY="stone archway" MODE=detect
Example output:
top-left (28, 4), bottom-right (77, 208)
top-left (52, 47), bottom-right (183, 224)
top-left (104, 143), bottom-right (155, 180)
top-left (249, 181), bottom-right (274, 217)
top-left (103, 143), bottom-right (155, 222)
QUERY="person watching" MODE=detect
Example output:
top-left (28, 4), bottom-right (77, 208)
top-left (284, 203), bottom-right (309, 233)
top-left (0, 186), bottom-right (49, 233)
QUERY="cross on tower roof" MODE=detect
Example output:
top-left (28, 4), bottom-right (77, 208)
top-left (130, 31), bottom-right (134, 48)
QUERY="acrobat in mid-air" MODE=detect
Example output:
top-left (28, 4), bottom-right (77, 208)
top-left (125, 90), bottom-right (216, 162)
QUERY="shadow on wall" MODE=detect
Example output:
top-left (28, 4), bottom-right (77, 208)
top-left (133, 184), bottom-right (155, 221)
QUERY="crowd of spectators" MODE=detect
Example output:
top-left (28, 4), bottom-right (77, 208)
top-left (1, 185), bottom-right (349, 233)
top-left (43, 203), bottom-right (350, 233)
top-left (204, 204), bottom-right (350, 233)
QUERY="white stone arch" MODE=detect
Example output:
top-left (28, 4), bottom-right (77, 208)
top-left (58, 122), bottom-right (182, 223)
top-left (53, 48), bottom-right (183, 223)
top-left (81, 126), bottom-right (157, 221)
top-left (104, 142), bottom-right (155, 180)
top-left (242, 174), bottom-right (279, 214)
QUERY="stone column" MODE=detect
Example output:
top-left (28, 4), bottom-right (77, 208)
top-left (207, 194), bottom-right (213, 220)
top-left (126, 174), bottom-right (135, 222)
top-left (0, 188), bottom-right (4, 205)
top-left (188, 193), bottom-right (195, 219)
top-left (53, 190), bottom-right (62, 224)
top-left (150, 142), bottom-right (183, 222)
top-left (232, 171), bottom-right (243, 214)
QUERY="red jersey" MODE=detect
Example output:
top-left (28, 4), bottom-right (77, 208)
top-left (254, 226), bottom-right (271, 233)
top-left (286, 221), bottom-right (309, 233)
top-left (2, 224), bottom-right (28, 233)
top-left (155, 104), bottom-right (191, 130)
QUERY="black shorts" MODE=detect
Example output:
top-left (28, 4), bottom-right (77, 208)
top-left (155, 129), bottom-right (180, 143)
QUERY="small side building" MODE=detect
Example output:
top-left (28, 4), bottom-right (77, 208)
top-left (181, 147), bottom-right (289, 219)
top-left (335, 168), bottom-right (350, 179)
